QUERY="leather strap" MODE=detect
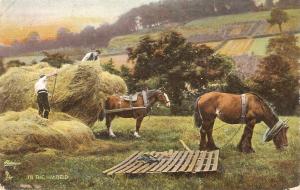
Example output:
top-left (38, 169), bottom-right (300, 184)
top-left (142, 90), bottom-right (148, 107)
top-left (129, 95), bottom-right (132, 107)
top-left (263, 120), bottom-right (287, 142)
top-left (241, 94), bottom-right (247, 123)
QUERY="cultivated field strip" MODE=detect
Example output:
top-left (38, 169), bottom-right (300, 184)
top-left (103, 150), bottom-right (219, 175)
top-left (217, 39), bottom-right (254, 55)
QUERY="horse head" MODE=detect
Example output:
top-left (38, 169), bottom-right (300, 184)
top-left (263, 119), bottom-right (289, 150)
top-left (151, 89), bottom-right (171, 107)
top-left (272, 120), bottom-right (289, 150)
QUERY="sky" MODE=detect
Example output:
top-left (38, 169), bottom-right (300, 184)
top-left (0, 0), bottom-right (159, 45)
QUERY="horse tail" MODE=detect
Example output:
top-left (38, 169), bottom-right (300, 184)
top-left (98, 100), bottom-right (108, 121)
top-left (194, 96), bottom-right (203, 128)
top-left (99, 108), bottom-right (105, 121)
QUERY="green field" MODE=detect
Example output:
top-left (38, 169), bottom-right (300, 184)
top-left (1, 116), bottom-right (299, 190)
top-left (248, 36), bottom-right (273, 56)
top-left (107, 9), bottom-right (300, 53)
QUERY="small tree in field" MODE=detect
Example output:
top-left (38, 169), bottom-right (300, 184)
top-left (267, 8), bottom-right (288, 32)
top-left (251, 55), bottom-right (298, 114)
top-left (101, 58), bottom-right (120, 75)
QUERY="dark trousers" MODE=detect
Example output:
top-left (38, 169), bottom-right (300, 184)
top-left (37, 92), bottom-right (50, 119)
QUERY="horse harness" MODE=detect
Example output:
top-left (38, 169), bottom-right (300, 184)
top-left (121, 90), bottom-right (148, 108)
top-left (240, 94), bottom-right (247, 123)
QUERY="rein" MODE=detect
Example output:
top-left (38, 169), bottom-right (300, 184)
top-left (263, 120), bottom-right (288, 142)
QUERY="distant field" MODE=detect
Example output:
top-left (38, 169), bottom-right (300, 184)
top-left (3, 116), bottom-right (299, 190)
top-left (248, 36), bottom-right (273, 56)
top-left (4, 9), bottom-right (300, 65)
top-left (101, 54), bottom-right (134, 68)
top-left (107, 9), bottom-right (300, 51)
top-left (218, 39), bottom-right (254, 56)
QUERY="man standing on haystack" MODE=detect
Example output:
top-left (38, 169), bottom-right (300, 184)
top-left (35, 72), bottom-right (57, 119)
top-left (81, 49), bottom-right (101, 61)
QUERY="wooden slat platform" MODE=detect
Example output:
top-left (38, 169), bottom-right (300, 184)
top-left (103, 150), bottom-right (219, 175)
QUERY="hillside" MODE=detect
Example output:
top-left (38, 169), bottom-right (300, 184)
top-left (3, 9), bottom-right (300, 68)
top-left (107, 9), bottom-right (300, 54)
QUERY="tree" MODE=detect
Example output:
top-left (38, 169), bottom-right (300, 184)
top-left (267, 34), bottom-right (300, 68)
top-left (101, 59), bottom-right (120, 75)
top-left (6, 60), bottom-right (26, 68)
top-left (251, 55), bottom-right (298, 114)
top-left (267, 8), bottom-right (288, 32)
top-left (128, 31), bottom-right (233, 114)
top-left (120, 65), bottom-right (136, 93)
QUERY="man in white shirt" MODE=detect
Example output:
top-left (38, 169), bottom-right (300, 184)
top-left (34, 72), bottom-right (57, 119)
top-left (81, 50), bottom-right (101, 61)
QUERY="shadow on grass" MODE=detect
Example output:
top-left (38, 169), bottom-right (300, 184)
top-left (94, 130), bottom-right (142, 141)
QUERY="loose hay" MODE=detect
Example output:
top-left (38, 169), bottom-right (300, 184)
top-left (0, 108), bottom-right (95, 154)
top-left (0, 62), bottom-right (127, 125)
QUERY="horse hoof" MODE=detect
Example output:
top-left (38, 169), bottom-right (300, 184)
top-left (207, 145), bottom-right (219, 150)
top-left (109, 134), bottom-right (116, 138)
top-left (241, 148), bottom-right (255, 154)
top-left (133, 132), bottom-right (141, 138)
top-left (199, 145), bottom-right (207, 150)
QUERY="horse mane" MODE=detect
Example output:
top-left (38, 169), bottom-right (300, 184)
top-left (247, 92), bottom-right (278, 117)
top-left (144, 89), bottom-right (161, 98)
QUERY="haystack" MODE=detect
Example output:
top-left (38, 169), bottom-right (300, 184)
top-left (0, 62), bottom-right (127, 125)
top-left (0, 108), bottom-right (95, 154)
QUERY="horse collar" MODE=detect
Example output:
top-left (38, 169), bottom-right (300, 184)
top-left (241, 94), bottom-right (247, 123)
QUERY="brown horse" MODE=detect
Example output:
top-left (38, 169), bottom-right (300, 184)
top-left (100, 89), bottom-right (170, 138)
top-left (194, 92), bottom-right (289, 153)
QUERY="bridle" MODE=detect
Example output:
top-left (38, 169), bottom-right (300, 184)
top-left (263, 120), bottom-right (289, 142)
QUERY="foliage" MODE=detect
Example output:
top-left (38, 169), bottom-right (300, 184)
top-left (223, 73), bottom-right (250, 94)
top-left (5, 60), bottom-right (26, 69)
top-left (251, 34), bottom-right (299, 114)
top-left (101, 59), bottom-right (121, 75)
top-left (41, 52), bottom-right (73, 68)
top-left (267, 34), bottom-right (300, 67)
top-left (119, 65), bottom-right (137, 93)
top-left (128, 31), bottom-right (233, 114)
top-left (250, 54), bottom-right (298, 114)
top-left (267, 8), bottom-right (288, 32)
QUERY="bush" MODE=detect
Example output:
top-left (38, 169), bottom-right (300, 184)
top-left (41, 52), bottom-right (73, 68)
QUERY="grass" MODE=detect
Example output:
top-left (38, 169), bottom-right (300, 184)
top-left (248, 36), bottom-right (273, 56)
top-left (1, 116), bottom-right (299, 190)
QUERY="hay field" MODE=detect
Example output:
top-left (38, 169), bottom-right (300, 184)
top-left (217, 39), bottom-right (254, 56)
top-left (1, 116), bottom-right (298, 190)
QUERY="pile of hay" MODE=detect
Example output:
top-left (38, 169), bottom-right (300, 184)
top-left (0, 108), bottom-right (95, 154)
top-left (0, 62), bottom-right (127, 125)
